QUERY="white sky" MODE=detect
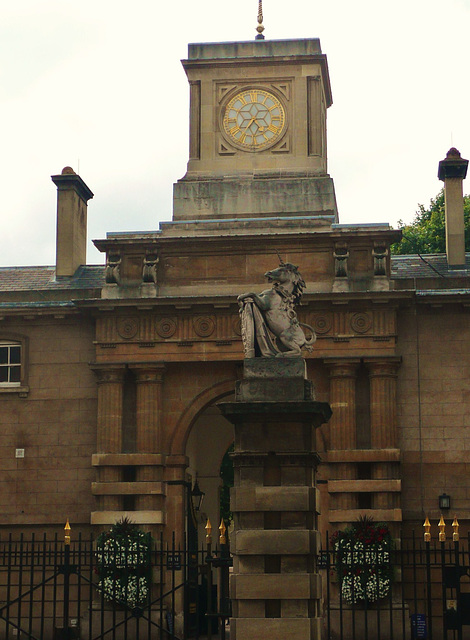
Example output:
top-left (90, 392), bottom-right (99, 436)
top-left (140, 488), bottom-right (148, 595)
top-left (2, 0), bottom-right (469, 267)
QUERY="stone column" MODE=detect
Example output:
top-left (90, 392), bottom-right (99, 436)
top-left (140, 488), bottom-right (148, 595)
top-left (325, 359), bottom-right (360, 510)
top-left (93, 364), bottom-right (126, 511)
top-left (366, 358), bottom-right (401, 509)
top-left (131, 363), bottom-right (166, 511)
top-left (219, 358), bottom-right (331, 640)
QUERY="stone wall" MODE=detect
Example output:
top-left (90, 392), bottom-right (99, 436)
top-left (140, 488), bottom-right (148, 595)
top-left (0, 315), bottom-right (96, 532)
top-left (397, 304), bottom-right (470, 536)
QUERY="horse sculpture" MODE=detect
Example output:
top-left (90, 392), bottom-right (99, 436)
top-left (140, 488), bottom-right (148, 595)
top-left (237, 261), bottom-right (316, 358)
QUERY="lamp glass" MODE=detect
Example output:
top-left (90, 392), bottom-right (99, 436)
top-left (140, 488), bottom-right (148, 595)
top-left (439, 493), bottom-right (451, 510)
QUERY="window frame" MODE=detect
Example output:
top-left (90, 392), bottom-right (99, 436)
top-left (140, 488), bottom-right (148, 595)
top-left (0, 334), bottom-right (29, 395)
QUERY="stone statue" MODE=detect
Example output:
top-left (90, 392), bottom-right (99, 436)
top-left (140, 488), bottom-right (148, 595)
top-left (237, 260), bottom-right (316, 358)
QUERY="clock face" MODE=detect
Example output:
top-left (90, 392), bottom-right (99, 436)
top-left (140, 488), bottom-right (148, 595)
top-left (222, 88), bottom-right (286, 151)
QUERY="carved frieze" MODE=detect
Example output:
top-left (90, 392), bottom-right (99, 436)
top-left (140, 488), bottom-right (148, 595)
top-left (350, 312), bottom-right (372, 334)
top-left (311, 314), bottom-right (332, 335)
top-left (95, 307), bottom-right (396, 348)
top-left (117, 317), bottom-right (139, 340)
top-left (156, 317), bottom-right (177, 338)
top-left (193, 316), bottom-right (215, 338)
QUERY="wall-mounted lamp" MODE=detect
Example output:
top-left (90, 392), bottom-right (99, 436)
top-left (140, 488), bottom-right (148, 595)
top-left (439, 493), bottom-right (451, 510)
top-left (191, 478), bottom-right (205, 512)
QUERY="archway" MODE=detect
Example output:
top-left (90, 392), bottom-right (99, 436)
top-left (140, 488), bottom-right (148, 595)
top-left (185, 397), bottom-right (234, 543)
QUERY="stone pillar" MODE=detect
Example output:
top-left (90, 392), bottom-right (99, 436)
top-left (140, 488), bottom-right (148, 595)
top-left (93, 364), bottom-right (126, 511)
top-left (325, 359), bottom-right (360, 510)
top-left (130, 363), bottom-right (166, 511)
top-left (366, 358), bottom-right (401, 509)
top-left (219, 358), bottom-right (331, 640)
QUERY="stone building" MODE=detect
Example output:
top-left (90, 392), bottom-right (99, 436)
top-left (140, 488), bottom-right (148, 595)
top-left (0, 36), bottom-right (469, 550)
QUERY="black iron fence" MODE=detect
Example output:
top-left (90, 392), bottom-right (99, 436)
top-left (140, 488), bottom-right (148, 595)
top-left (0, 531), bottom-right (231, 640)
top-left (2, 527), bottom-right (469, 640)
top-left (321, 531), bottom-right (470, 640)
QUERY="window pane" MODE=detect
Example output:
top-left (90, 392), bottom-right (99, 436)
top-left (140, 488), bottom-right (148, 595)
top-left (0, 367), bottom-right (7, 382)
top-left (10, 346), bottom-right (21, 365)
top-left (0, 347), bottom-right (7, 364)
top-left (10, 366), bottom-right (21, 383)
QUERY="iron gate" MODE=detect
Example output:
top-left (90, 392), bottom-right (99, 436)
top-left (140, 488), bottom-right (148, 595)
top-left (321, 531), bottom-right (470, 640)
top-left (0, 531), bottom-right (230, 640)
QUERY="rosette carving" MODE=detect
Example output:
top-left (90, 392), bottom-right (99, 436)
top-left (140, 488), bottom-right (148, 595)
top-left (351, 312), bottom-right (372, 334)
top-left (193, 316), bottom-right (215, 338)
top-left (156, 317), bottom-right (177, 339)
top-left (117, 317), bottom-right (139, 340)
top-left (312, 314), bottom-right (332, 335)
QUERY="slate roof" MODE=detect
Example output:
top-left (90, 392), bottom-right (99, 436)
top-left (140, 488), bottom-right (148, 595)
top-left (0, 265), bottom-right (105, 292)
top-left (390, 253), bottom-right (470, 279)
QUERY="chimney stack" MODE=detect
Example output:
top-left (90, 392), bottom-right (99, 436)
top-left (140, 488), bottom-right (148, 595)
top-left (51, 167), bottom-right (94, 277)
top-left (438, 148), bottom-right (468, 269)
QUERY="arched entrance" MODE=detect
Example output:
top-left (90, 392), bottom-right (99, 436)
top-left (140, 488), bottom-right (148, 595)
top-left (185, 396), bottom-right (234, 543)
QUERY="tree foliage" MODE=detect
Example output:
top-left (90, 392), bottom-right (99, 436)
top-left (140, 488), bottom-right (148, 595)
top-left (391, 189), bottom-right (470, 255)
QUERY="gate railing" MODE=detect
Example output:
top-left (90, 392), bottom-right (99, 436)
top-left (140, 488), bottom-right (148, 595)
top-left (0, 527), bottom-right (232, 640)
top-left (321, 528), bottom-right (470, 640)
top-left (0, 530), bottom-right (195, 640)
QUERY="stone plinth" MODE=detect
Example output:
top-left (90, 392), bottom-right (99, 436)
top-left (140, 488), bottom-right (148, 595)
top-left (219, 357), bottom-right (331, 640)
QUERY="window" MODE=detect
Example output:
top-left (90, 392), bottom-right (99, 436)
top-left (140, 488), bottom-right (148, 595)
top-left (0, 342), bottom-right (21, 385)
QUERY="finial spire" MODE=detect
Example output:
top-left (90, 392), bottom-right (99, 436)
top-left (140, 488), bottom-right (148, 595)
top-left (255, 0), bottom-right (265, 40)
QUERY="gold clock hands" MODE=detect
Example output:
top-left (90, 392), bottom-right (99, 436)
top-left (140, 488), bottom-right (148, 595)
top-left (240, 123), bottom-right (254, 144)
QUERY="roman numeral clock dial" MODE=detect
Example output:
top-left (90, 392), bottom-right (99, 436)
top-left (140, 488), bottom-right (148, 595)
top-left (222, 89), bottom-right (286, 151)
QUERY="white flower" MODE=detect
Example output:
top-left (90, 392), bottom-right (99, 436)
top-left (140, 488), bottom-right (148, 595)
top-left (98, 575), bottom-right (149, 609)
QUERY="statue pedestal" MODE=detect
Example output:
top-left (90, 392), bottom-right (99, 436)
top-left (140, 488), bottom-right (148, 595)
top-left (219, 357), bottom-right (331, 640)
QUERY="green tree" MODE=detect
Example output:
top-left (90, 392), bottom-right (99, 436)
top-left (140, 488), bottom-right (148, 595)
top-left (391, 189), bottom-right (470, 255)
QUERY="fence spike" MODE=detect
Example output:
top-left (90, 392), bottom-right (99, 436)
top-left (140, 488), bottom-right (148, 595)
top-left (64, 519), bottom-right (71, 545)
top-left (438, 515), bottom-right (446, 542)
top-left (452, 516), bottom-right (459, 541)
top-left (423, 516), bottom-right (431, 542)
top-left (205, 518), bottom-right (212, 544)
top-left (219, 519), bottom-right (226, 545)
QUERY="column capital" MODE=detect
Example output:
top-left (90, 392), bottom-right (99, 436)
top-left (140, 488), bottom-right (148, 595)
top-left (129, 362), bottom-right (166, 384)
top-left (323, 358), bottom-right (361, 379)
top-left (364, 356), bottom-right (401, 378)
top-left (90, 363), bottom-right (127, 384)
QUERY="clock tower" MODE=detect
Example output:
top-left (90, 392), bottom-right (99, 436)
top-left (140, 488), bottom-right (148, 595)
top-left (173, 38), bottom-right (338, 221)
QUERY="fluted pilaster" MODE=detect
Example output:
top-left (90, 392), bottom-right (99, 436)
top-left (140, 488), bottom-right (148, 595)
top-left (366, 358), bottom-right (401, 509)
top-left (92, 364), bottom-right (126, 511)
top-left (130, 363), bottom-right (166, 511)
top-left (325, 359), bottom-right (360, 510)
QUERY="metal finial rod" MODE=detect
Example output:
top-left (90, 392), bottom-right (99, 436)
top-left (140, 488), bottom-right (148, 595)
top-left (219, 518), bottom-right (227, 545)
top-left (205, 518), bottom-right (212, 544)
top-left (64, 519), bottom-right (71, 545)
top-left (255, 0), bottom-right (265, 40)
top-left (438, 515), bottom-right (446, 542)
top-left (423, 516), bottom-right (431, 542)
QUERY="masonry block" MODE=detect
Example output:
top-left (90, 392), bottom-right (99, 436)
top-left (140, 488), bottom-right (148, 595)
top-left (232, 529), bottom-right (320, 555)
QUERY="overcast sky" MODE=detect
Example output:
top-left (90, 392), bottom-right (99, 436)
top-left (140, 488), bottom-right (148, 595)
top-left (2, 0), bottom-right (469, 267)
